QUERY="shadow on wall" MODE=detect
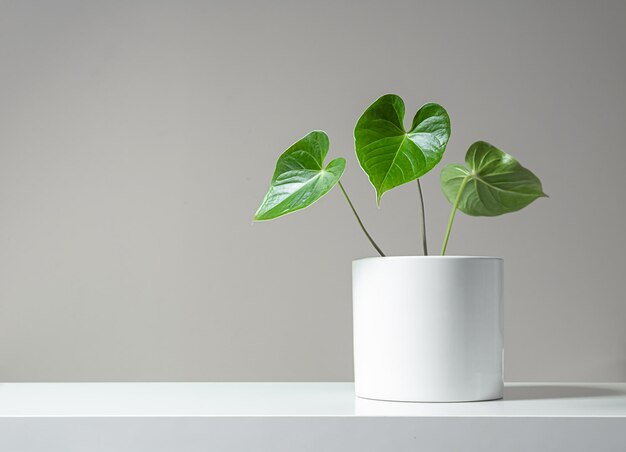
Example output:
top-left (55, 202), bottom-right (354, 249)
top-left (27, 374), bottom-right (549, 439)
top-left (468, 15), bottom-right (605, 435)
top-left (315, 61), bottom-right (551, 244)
top-left (504, 385), bottom-right (623, 401)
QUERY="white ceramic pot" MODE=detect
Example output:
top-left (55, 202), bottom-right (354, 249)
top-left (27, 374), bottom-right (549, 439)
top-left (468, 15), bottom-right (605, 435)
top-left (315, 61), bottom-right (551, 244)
top-left (352, 256), bottom-right (503, 402)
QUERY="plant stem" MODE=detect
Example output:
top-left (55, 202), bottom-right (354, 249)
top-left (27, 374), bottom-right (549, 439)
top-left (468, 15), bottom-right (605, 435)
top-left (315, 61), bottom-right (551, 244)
top-left (441, 177), bottom-right (470, 256)
top-left (416, 179), bottom-right (428, 255)
top-left (338, 181), bottom-right (385, 257)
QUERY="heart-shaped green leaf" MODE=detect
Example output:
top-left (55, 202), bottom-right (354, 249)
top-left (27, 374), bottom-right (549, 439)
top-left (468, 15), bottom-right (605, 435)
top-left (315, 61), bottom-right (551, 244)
top-left (440, 141), bottom-right (547, 216)
top-left (354, 94), bottom-right (450, 204)
top-left (254, 131), bottom-right (346, 221)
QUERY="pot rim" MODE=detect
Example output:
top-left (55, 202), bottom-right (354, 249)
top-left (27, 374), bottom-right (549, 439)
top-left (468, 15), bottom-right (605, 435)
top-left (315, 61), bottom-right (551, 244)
top-left (353, 255), bottom-right (503, 262)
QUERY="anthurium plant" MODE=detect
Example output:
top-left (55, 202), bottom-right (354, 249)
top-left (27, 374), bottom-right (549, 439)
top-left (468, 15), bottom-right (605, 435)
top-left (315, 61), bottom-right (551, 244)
top-left (254, 94), bottom-right (546, 256)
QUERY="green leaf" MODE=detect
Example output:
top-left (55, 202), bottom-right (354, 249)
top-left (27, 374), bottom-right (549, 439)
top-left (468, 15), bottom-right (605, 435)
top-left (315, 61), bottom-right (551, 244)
top-left (254, 131), bottom-right (346, 221)
top-left (440, 141), bottom-right (547, 216)
top-left (354, 94), bottom-right (450, 204)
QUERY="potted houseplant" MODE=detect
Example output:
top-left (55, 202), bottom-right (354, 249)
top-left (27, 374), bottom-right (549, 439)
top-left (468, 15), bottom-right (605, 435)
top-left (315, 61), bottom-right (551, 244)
top-left (254, 94), bottom-right (546, 402)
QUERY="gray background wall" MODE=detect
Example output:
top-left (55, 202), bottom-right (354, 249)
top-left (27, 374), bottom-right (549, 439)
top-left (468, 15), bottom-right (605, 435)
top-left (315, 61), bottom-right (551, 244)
top-left (1, 0), bottom-right (625, 382)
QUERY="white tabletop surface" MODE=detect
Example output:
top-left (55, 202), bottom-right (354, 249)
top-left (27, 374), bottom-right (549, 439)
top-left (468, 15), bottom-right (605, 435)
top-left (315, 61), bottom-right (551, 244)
top-left (1, 382), bottom-right (625, 418)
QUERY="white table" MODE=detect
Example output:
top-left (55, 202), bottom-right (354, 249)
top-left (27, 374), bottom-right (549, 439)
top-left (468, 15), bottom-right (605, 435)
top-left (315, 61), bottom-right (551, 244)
top-left (1, 382), bottom-right (624, 451)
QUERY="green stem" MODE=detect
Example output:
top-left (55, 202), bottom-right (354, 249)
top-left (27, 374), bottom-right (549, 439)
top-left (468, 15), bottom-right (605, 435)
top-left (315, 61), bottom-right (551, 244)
top-left (338, 181), bottom-right (385, 257)
top-left (416, 179), bottom-right (428, 255)
top-left (441, 177), bottom-right (470, 256)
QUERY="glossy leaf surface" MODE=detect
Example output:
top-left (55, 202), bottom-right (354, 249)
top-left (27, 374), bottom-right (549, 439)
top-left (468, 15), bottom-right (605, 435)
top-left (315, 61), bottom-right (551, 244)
top-left (354, 94), bottom-right (450, 203)
top-left (254, 131), bottom-right (346, 221)
top-left (440, 141), bottom-right (546, 216)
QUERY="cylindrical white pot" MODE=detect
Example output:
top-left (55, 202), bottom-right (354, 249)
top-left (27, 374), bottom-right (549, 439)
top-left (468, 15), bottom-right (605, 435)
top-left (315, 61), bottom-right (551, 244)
top-left (353, 256), bottom-right (503, 402)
